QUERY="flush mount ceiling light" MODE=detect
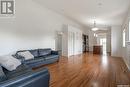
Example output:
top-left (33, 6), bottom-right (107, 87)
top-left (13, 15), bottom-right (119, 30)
top-left (91, 21), bottom-right (99, 31)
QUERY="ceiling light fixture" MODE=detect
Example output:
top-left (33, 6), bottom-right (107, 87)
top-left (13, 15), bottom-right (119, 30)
top-left (91, 21), bottom-right (99, 31)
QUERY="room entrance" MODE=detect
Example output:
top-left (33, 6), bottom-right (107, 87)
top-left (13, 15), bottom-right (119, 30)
top-left (100, 38), bottom-right (107, 54)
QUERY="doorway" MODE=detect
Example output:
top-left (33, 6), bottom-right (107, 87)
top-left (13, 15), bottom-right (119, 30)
top-left (57, 34), bottom-right (62, 55)
top-left (100, 38), bottom-right (107, 54)
top-left (82, 34), bottom-right (89, 53)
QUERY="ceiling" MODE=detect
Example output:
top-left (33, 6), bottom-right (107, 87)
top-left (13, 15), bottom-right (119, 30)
top-left (34, 0), bottom-right (130, 27)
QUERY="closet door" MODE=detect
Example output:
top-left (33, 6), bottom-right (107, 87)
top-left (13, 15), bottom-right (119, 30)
top-left (79, 31), bottom-right (83, 54)
top-left (74, 31), bottom-right (82, 55)
top-left (68, 31), bottom-right (74, 56)
top-left (74, 32), bottom-right (78, 55)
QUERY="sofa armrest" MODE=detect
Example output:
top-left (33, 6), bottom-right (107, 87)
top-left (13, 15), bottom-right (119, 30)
top-left (51, 50), bottom-right (59, 55)
top-left (0, 68), bottom-right (50, 87)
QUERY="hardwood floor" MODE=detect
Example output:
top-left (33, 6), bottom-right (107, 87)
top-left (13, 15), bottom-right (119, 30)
top-left (46, 53), bottom-right (130, 87)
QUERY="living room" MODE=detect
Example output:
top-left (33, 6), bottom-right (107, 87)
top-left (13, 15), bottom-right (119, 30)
top-left (0, 0), bottom-right (130, 87)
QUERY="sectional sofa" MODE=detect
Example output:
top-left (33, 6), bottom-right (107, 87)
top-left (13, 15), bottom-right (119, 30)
top-left (15, 48), bottom-right (59, 68)
top-left (0, 48), bottom-right (59, 87)
top-left (0, 65), bottom-right (50, 87)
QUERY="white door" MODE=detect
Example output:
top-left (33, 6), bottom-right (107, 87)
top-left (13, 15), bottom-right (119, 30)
top-left (57, 35), bottom-right (62, 55)
top-left (74, 32), bottom-right (82, 55)
top-left (68, 31), bottom-right (74, 56)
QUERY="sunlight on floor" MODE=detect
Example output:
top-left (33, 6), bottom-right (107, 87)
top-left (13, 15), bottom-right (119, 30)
top-left (101, 55), bottom-right (108, 68)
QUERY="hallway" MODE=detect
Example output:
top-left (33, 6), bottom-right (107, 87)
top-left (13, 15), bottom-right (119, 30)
top-left (45, 53), bottom-right (130, 87)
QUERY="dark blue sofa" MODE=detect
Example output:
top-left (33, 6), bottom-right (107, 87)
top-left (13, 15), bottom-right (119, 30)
top-left (15, 48), bottom-right (59, 68)
top-left (0, 64), bottom-right (50, 87)
top-left (0, 48), bottom-right (59, 87)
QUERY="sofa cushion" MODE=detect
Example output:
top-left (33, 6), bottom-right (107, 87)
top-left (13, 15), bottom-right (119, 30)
top-left (45, 55), bottom-right (59, 60)
top-left (29, 49), bottom-right (39, 58)
top-left (24, 57), bottom-right (45, 65)
top-left (3, 64), bottom-right (31, 79)
top-left (38, 49), bottom-right (52, 57)
top-left (0, 66), bottom-right (7, 82)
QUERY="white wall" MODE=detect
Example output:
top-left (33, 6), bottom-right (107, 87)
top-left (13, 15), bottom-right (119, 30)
top-left (0, 0), bottom-right (88, 55)
top-left (111, 26), bottom-right (122, 57)
top-left (122, 8), bottom-right (130, 69)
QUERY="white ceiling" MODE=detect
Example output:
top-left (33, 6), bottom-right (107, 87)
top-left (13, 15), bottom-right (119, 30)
top-left (34, 0), bottom-right (130, 27)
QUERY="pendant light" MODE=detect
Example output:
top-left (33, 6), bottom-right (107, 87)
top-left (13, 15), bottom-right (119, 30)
top-left (92, 21), bottom-right (99, 31)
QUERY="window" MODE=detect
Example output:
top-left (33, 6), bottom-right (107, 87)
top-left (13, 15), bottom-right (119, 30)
top-left (123, 29), bottom-right (126, 47)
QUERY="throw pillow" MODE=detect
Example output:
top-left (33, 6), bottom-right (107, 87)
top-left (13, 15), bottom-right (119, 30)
top-left (18, 51), bottom-right (34, 60)
top-left (0, 55), bottom-right (21, 71)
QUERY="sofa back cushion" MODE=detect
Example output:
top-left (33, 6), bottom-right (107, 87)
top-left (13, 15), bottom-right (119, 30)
top-left (29, 49), bottom-right (39, 58)
top-left (38, 49), bottom-right (52, 57)
top-left (0, 66), bottom-right (7, 82)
